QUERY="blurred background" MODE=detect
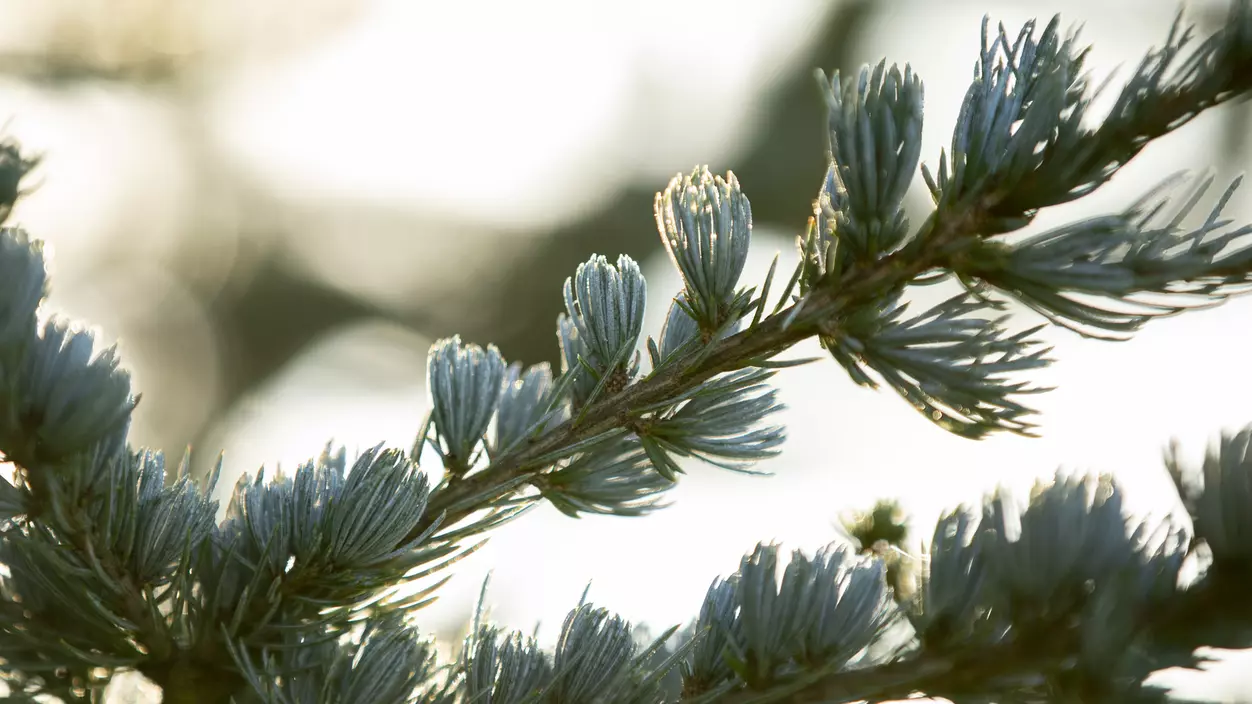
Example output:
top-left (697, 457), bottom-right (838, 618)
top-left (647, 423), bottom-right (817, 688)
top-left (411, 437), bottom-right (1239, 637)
top-left (3, 0), bottom-right (1252, 700)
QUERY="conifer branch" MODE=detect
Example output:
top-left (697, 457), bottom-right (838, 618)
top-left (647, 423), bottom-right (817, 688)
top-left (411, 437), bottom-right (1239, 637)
top-left (4, 2), bottom-right (1252, 702)
top-left (418, 0), bottom-right (1252, 542)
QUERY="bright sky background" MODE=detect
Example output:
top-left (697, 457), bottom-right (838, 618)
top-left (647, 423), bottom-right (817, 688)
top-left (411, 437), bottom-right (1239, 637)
top-left (3, 0), bottom-right (1251, 700)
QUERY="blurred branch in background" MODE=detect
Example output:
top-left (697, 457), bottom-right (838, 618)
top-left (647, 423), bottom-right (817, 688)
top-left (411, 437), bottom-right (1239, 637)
top-left (0, 0), bottom-right (361, 83)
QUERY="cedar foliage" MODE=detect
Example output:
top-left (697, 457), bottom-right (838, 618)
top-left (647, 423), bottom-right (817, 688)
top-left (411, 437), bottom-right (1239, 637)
top-left (4, 4), bottom-right (1252, 702)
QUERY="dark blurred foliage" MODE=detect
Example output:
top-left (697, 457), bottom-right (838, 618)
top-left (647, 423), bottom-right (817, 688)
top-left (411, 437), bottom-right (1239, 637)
top-left (842, 498), bottom-right (913, 600)
top-left (843, 499), bottom-right (909, 552)
top-left (0, 140), bottom-right (39, 226)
